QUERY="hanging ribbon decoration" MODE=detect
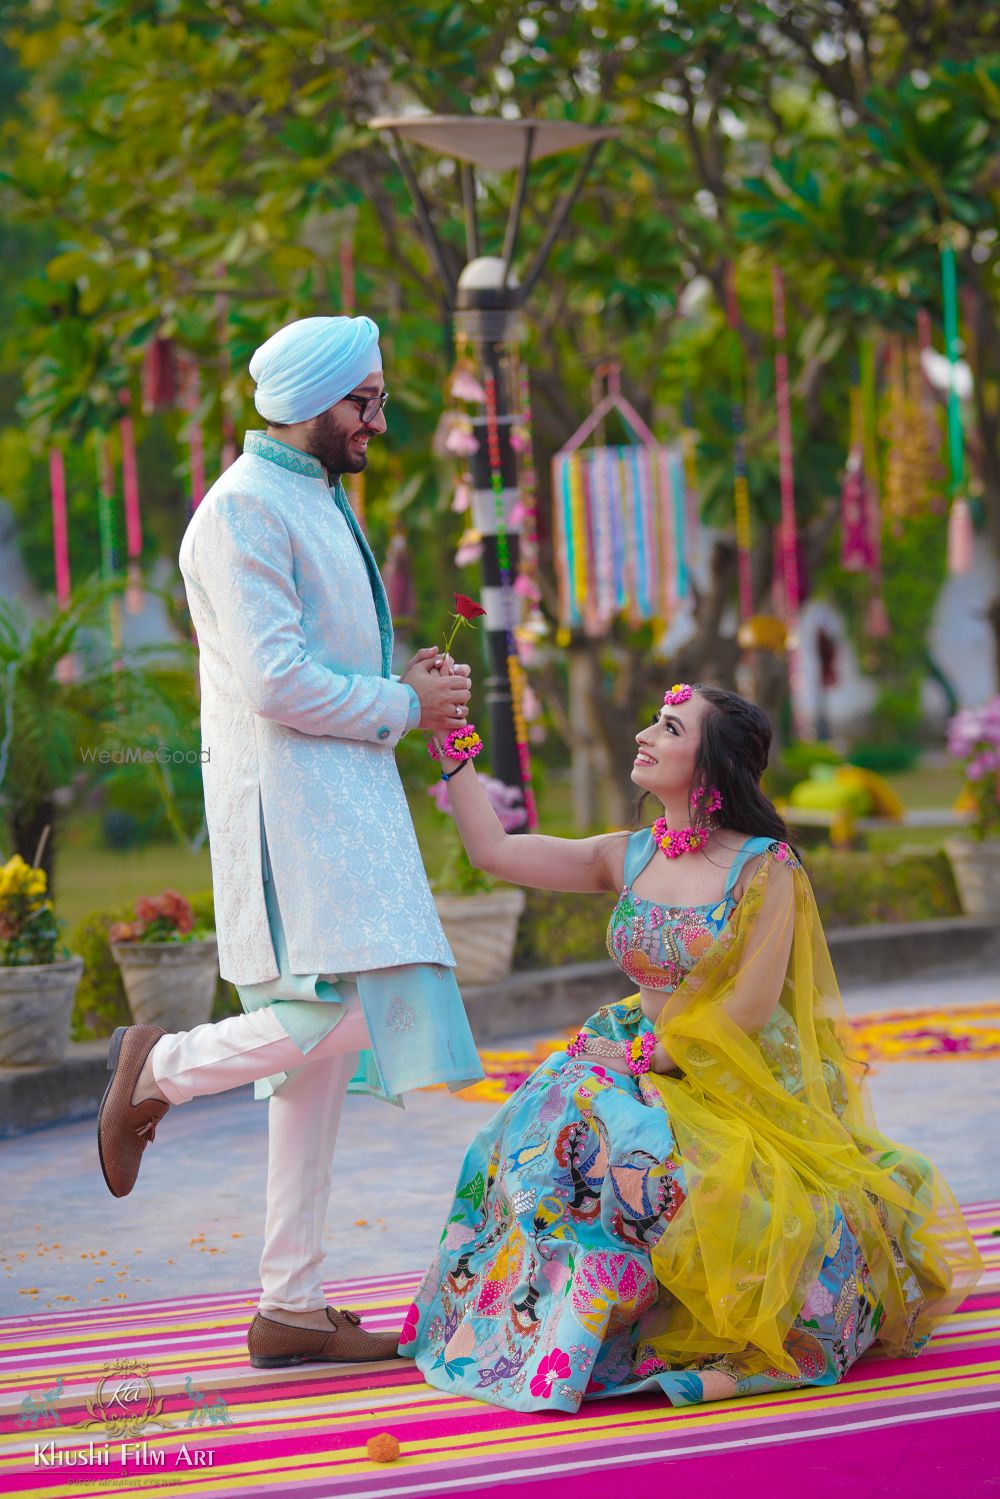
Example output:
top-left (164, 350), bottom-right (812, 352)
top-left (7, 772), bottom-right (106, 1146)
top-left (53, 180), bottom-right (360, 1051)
top-left (725, 266), bottom-right (753, 620)
top-left (217, 269), bottom-right (237, 472)
top-left (180, 355), bottom-right (205, 518)
top-left (552, 366), bottom-right (691, 633)
top-left (771, 267), bottom-right (806, 727)
top-left (338, 230), bottom-right (367, 531)
top-left (483, 367), bottom-right (539, 831)
top-left (48, 448), bottom-right (71, 607)
top-left (509, 359), bottom-right (549, 703)
top-left (511, 360), bottom-right (542, 604)
top-left (941, 240), bottom-right (973, 574)
top-left (859, 338), bottom-right (889, 637)
top-left (96, 433), bottom-right (123, 665)
top-left (118, 390), bottom-right (144, 614)
top-left (840, 380), bottom-right (877, 574)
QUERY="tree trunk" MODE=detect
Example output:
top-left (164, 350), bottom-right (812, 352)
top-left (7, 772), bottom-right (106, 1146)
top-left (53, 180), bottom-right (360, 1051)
top-left (988, 597), bottom-right (1000, 690)
top-left (9, 801), bottom-right (58, 901)
top-left (567, 648), bottom-right (600, 830)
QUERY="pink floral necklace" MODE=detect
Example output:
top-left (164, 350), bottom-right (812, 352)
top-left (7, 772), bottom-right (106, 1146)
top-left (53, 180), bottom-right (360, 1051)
top-left (651, 785), bottom-right (723, 860)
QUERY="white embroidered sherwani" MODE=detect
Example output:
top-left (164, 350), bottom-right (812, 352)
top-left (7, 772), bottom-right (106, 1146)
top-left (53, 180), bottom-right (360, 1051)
top-left (178, 431), bottom-right (455, 985)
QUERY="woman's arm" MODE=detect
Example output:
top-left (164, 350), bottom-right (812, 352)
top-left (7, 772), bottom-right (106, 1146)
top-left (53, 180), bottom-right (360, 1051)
top-left (439, 754), bottom-right (628, 894)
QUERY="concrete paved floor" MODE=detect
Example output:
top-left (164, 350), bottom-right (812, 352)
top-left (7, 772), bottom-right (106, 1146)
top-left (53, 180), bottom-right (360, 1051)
top-left (2, 966), bottom-right (997, 1316)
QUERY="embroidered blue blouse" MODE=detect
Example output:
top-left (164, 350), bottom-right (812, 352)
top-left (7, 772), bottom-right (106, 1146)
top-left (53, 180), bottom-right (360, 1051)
top-left (606, 831), bottom-right (786, 992)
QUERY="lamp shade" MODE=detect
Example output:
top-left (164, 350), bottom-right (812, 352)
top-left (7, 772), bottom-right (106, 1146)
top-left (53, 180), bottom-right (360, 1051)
top-left (370, 115), bottom-right (617, 172)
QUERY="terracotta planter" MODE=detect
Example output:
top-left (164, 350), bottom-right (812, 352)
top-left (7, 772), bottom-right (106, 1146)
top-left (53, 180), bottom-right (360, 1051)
top-left (0, 956), bottom-right (84, 1065)
top-left (111, 937), bottom-right (219, 1030)
top-left (433, 889), bottom-right (526, 987)
top-left (945, 837), bottom-right (1000, 919)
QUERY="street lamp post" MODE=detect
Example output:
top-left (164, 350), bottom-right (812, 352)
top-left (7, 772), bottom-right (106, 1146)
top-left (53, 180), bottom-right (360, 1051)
top-left (370, 115), bottom-right (617, 810)
top-left (454, 255), bottom-right (522, 792)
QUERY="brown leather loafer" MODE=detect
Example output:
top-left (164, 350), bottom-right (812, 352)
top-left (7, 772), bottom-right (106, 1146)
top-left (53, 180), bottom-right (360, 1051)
top-left (97, 1024), bottom-right (169, 1198)
top-left (247, 1307), bottom-right (402, 1368)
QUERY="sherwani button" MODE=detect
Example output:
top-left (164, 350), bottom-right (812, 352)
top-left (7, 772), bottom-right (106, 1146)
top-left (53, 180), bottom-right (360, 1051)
top-left (377, 726), bottom-right (390, 740)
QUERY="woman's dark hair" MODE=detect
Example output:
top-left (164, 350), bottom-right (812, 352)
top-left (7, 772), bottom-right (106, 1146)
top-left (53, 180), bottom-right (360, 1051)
top-left (690, 685), bottom-right (790, 843)
top-left (636, 683), bottom-right (793, 848)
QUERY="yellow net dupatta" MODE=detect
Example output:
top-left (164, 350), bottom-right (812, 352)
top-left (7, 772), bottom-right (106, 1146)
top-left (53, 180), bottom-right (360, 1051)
top-left (643, 843), bottom-right (983, 1380)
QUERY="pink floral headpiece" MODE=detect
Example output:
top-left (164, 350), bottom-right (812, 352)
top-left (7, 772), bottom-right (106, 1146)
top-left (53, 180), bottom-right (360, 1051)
top-left (663, 683), bottom-right (693, 706)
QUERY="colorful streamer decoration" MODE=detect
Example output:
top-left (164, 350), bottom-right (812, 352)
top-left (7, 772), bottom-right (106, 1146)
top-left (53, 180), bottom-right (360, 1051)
top-left (840, 383), bottom-right (878, 575)
top-left (339, 230), bottom-right (366, 530)
top-left (551, 365), bottom-right (692, 635)
top-left (48, 448), bottom-right (71, 607)
top-left (552, 442), bottom-right (690, 634)
top-left (771, 267), bottom-right (808, 722)
top-left (940, 241), bottom-right (973, 574)
top-left (180, 355), bottom-right (205, 516)
top-left (118, 390), bottom-right (144, 614)
top-left (483, 368), bottom-right (539, 832)
top-left (725, 266), bottom-right (753, 621)
top-left (216, 275), bottom-right (238, 472)
top-left (96, 433), bottom-right (123, 664)
top-left (882, 338), bottom-right (936, 534)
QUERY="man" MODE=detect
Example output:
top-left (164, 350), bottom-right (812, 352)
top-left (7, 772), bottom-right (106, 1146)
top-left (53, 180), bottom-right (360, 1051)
top-left (97, 315), bottom-right (484, 1369)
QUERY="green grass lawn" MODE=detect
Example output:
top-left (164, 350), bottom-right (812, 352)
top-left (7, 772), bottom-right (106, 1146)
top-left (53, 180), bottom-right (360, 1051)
top-left (54, 813), bottom-right (215, 929)
top-left (49, 761), bottom-right (969, 930)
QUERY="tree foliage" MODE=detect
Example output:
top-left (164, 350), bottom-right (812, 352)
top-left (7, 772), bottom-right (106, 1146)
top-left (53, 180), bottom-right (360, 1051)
top-left (2, 1), bottom-right (1000, 808)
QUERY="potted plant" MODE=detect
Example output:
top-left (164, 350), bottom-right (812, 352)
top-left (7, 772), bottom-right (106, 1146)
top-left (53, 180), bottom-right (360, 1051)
top-left (0, 578), bottom-right (198, 898)
top-left (429, 775), bottom-right (527, 987)
top-left (945, 696), bottom-right (1000, 917)
top-left (0, 853), bottom-right (83, 1065)
top-left (109, 890), bottom-right (219, 1029)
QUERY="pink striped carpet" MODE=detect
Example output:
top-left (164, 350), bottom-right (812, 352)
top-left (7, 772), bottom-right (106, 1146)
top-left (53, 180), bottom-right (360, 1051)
top-left (1, 1202), bottom-right (998, 1499)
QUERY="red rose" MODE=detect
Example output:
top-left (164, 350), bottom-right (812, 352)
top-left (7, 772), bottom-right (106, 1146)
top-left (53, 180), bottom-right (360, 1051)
top-left (453, 593), bottom-right (487, 621)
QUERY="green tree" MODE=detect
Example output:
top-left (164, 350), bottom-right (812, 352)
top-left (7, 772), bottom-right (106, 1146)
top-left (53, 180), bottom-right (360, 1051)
top-left (3, 1), bottom-right (997, 817)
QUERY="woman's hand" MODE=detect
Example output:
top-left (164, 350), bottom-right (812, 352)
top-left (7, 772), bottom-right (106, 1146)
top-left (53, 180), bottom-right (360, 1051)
top-left (650, 1042), bottom-right (681, 1076)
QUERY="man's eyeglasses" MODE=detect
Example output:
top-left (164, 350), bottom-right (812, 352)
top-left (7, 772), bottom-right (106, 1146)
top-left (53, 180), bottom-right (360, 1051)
top-left (341, 390), bottom-right (389, 425)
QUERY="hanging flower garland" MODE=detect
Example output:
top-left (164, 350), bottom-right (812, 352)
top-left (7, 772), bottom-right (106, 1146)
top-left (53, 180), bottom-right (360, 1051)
top-left (840, 381), bottom-right (878, 575)
top-left (510, 361), bottom-right (542, 608)
top-left (118, 389), bottom-right (144, 614)
top-left (508, 359), bottom-right (546, 741)
top-left (771, 267), bottom-right (808, 725)
top-left (483, 365), bottom-right (539, 831)
top-left (96, 432), bottom-right (123, 666)
top-left (179, 353), bottom-right (205, 519)
top-left (940, 237), bottom-right (974, 574)
top-left (859, 337), bottom-right (890, 639)
top-left (48, 448), bottom-right (71, 608)
top-left (883, 338), bottom-right (936, 535)
top-left (725, 267), bottom-right (753, 621)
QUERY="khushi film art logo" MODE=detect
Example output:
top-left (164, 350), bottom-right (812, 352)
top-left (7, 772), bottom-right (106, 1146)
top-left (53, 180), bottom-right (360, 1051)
top-left (17, 1356), bottom-right (230, 1469)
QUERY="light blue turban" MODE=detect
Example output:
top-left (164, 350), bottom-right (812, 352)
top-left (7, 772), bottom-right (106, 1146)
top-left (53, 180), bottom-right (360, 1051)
top-left (249, 315), bottom-right (382, 424)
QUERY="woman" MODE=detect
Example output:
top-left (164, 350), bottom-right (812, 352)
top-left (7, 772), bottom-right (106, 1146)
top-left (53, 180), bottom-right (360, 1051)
top-left (404, 684), bottom-right (982, 1411)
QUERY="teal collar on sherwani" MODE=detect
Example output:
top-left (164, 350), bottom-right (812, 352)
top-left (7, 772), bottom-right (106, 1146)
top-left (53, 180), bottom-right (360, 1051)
top-left (243, 428), bottom-right (327, 480)
top-left (242, 429), bottom-right (394, 679)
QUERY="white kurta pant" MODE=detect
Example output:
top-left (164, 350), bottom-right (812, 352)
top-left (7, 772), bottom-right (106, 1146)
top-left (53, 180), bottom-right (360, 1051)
top-left (149, 995), bottom-right (372, 1312)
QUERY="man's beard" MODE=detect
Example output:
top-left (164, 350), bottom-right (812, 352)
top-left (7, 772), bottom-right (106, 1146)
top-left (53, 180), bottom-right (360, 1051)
top-left (305, 408), bottom-right (371, 477)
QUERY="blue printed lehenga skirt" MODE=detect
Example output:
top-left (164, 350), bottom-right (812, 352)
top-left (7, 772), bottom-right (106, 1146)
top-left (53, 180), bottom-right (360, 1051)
top-left (404, 998), bottom-right (914, 1411)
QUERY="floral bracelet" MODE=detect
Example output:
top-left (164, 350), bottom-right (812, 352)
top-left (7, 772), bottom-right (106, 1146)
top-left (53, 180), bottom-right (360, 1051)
top-left (428, 724), bottom-right (485, 763)
top-left (565, 1029), bottom-right (657, 1076)
top-left (628, 1032), bottom-right (657, 1076)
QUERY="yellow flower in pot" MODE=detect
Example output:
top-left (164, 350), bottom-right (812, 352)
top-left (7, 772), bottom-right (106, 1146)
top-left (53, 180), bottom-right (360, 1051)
top-left (0, 854), bottom-right (83, 1065)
